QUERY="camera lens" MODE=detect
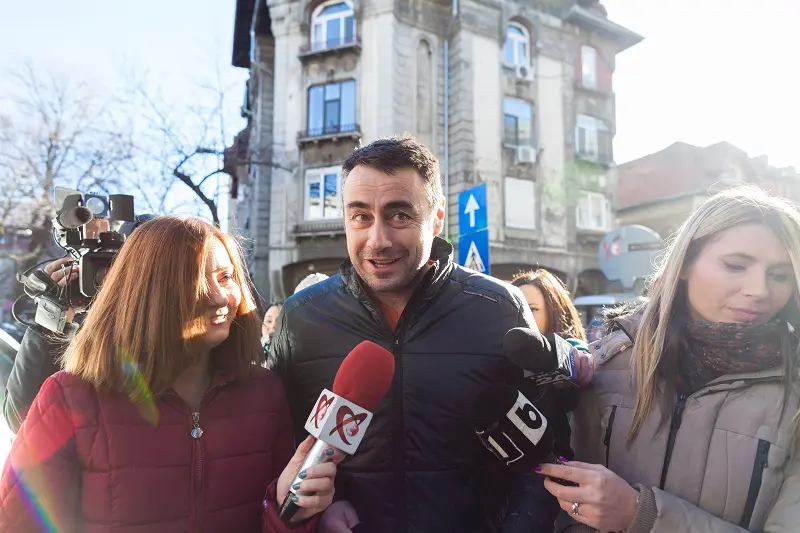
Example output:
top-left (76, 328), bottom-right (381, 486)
top-left (85, 197), bottom-right (107, 215)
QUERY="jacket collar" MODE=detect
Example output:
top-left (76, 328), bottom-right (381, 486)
top-left (340, 236), bottom-right (454, 322)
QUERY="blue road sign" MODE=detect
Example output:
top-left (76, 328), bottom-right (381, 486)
top-left (458, 183), bottom-right (487, 235)
top-left (458, 229), bottom-right (490, 274)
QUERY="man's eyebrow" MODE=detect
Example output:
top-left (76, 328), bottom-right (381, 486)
top-left (345, 200), bottom-right (417, 211)
top-left (346, 201), bottom-right (370, 210)
top-left (384, 200), bottom-right (416, 211)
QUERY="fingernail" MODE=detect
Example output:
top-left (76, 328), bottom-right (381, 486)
top-left (325, 448), bottom-right (335, 456)
top-left (298, 471), bottom-right (307, 479)
top-left (291, 494), bottom-right (299, 503)
top-left (558, 456), bottom-right (569, 463)
top-left (292, 483), bottom-right (301, 490)
top-left (534, 465), bottom-right (542, 472)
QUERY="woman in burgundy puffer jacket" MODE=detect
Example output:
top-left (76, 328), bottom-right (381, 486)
top-left (0, 216), bottom-right (340, 532)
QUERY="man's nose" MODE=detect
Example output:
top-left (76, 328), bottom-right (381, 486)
top-left (366, 220), bottom-right (392, 251)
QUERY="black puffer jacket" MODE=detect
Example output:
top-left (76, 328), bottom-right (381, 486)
top-left (268, 238), bottom-right (565, 533)
top-left (4, 325), bottom-right (67, 433)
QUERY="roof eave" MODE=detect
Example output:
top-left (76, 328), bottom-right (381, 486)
top-left (563, 6), bottom-right (644, 53)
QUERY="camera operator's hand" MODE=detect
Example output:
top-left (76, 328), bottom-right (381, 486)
top-left (44, 257), bottom-right (78, 288)
top-left (42, 258), bottom-right (77, 323)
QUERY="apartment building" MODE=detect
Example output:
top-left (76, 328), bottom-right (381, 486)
top-left (229, 0), bottom-right (642, 300)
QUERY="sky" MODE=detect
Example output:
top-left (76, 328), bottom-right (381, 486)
top-left (0, 0), bottom-right (798, 172)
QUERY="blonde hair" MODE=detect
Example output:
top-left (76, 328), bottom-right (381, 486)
top-left (629, 186), bottom-right (800, 443)
top-left (62, 216), bottom-right (262, 401)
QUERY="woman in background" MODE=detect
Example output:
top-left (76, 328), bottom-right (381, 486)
top-left (512, 268), bottom-right (587, 343)
top-left (0, 216), bottom-right (340, 532)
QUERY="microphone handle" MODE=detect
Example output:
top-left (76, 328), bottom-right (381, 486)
top-left (278, 437), bottom-right (337, 523)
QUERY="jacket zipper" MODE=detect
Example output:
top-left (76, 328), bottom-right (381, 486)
top-left (390, 335), bottom-right (406, 533)
top-left (192, 411), bottom-right (204, 533)
top-left (739, 439), bottom-right (770, 528)
top-left (603, 405), bottom-right (617, 467)
top-left (659, 393), bottom-right (687, 489)
top-left (655, 374), bottom-right (781, 491)
top-left (168, 381), bottom-right (227, 533)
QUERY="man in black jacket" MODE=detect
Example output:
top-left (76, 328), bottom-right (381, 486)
top-left (268, 137), bottom-right (564, 533)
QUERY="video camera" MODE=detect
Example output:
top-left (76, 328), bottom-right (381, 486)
top-left (20, 187), bottom-right (138, 334)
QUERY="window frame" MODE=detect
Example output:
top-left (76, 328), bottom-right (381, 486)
top-left (576, 191), bottom-right (611, 231)
top-left (504, 23), bottom-right (530, 68)
top-left (311, 0), bottom-right (356, 51)
top-left (503, 97), bottom-right (534, 148)
top-left (581, 45), bottom-right (598, 89)
top-left (304, 166), bottom-right (343, 221)
top-left (575, 114), bottom-right (608, 158)
top-left (307, 79), bottom-right (357, 136)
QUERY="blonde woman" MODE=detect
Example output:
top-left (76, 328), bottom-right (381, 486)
top-left (538, 187), bottom-right (800, 532)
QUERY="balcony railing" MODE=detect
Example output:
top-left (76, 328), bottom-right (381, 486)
top-left (299, 35), bottom-right (361, 59)
top-left (298, 123), bottom-right (361, 145)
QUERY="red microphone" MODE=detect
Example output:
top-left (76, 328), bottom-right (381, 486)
top-left (279, 340), bottom-right (395, 522)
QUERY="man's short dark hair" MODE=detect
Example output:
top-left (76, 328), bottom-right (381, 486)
top-left (341, 136), bottom-right (443, 210)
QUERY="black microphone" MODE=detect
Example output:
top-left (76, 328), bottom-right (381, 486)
top-left (471, 383), bottom-right (555, 471)
top-left (56, 206), bottom-right (93, 229)
top-left (472, 384), bottom-right (574, 533)
top-left (503, 328), bottom-right (580, 388)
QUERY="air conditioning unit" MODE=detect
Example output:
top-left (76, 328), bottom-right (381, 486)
top-left (515, 64), bottom-right (534, 81)
top-left (516, 145), bottom-right (536, 164)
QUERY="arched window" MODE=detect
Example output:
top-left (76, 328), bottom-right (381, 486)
top-left (311, 1), bottom-right (356, 51)
top-left (503, 23), bottom-right (530, 67)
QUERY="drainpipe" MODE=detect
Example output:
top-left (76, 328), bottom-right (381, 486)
top-left (443, 0), bottom-right (457, 239)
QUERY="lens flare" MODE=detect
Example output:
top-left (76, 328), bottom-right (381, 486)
top-left (120, 354), bottom-right (159, 427)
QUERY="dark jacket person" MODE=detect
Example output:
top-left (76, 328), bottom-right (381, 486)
top-left (268, 137), bottom-right (566, 533)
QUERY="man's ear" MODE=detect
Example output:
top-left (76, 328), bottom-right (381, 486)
top-left (432, 196), bottom-right (445, 237)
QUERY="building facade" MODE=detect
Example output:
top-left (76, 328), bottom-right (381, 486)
top-left (230, 0), bottom-right (642, 301)
top-left (617, 141), bottom-right (800, 240)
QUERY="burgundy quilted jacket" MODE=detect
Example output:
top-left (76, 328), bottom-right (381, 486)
top-left (0, 366), bottom-right (318, 533)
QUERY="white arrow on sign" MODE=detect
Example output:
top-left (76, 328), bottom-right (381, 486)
top-left (463, 194), bottom-right (480, 228)
top-left (465, 240), bottom-right (486, 272)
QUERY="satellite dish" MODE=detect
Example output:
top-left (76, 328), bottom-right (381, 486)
top-left (598, 225), bottom-right (662, 291)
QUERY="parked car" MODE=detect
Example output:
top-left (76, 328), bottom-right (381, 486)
top-left (573, 293), bottom-right (647, 343)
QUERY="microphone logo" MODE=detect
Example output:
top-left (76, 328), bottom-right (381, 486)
top-left (312, 394), bottom-right (334, 428)
top-left (330, 405), bottom-right (368, 445)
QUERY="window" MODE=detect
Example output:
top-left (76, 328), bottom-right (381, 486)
top-left (575, 114), bottom-right (610, 159)
top-left (504, 23), bottom-right (529, 67)
top-left (503, 98), bottom-right (533, 147)
top-left (576, 191), bottom-right (611, 231)
top-left (504, 177), bottom-right (536, 230)
top-left (307, 80), bottom-right (356, 136)
top-left (305, 166), bottom-right (342, 220)
top-left (311, 1), bottom-right (355, 50)
top-left (580, 46), bottom-right (597, 89)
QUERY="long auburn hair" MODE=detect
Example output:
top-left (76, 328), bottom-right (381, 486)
top-left (62, 216), bottom-right (262, 402)
top-left (511, 269), bottom-right (587, 342)
top-left (628, 186), bottom-right (800, 443)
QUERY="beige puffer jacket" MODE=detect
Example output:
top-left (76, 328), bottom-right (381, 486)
top-left (564, 313), bottom-right (800, 533)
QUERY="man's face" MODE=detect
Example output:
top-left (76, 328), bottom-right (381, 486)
top-left (343, 166), bottom-right (444, 295)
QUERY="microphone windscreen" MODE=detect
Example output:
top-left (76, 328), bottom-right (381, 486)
top-left (58, 206), bottom-right (93, 229)
top-left (333, 341), bottom-right (395, 410)
top-left (503, 327), bottom-right (554, 373)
